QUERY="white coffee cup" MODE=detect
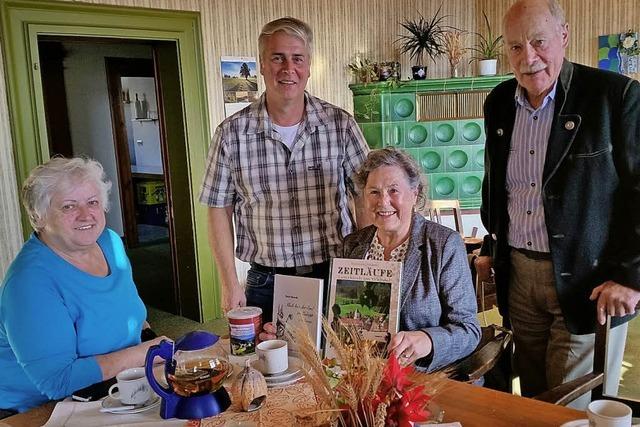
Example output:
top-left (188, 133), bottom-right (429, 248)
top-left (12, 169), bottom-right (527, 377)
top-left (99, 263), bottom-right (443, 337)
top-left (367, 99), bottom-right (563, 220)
top-left (108, 367), bottom-right (151, 405)
top-left (587, 400), bottom-right (632, 427)
top-left (256, 339), bottom-right (288, 374)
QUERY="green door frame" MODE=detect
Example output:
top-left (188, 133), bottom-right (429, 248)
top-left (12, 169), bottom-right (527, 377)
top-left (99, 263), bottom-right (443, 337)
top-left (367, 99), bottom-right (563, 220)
top-left (0, 0), bottom-right (222, 320)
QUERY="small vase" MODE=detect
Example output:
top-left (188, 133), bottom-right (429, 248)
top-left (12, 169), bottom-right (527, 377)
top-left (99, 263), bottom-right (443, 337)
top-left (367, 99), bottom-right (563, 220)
top-left (412, 65), bottom-right (427, 80)
top-left (450, 63), bottom-right (461, 78)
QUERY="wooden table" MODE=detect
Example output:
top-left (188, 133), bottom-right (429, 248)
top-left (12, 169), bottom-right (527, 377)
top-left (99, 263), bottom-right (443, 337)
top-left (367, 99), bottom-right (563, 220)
top-left (436, 380), bottom-right (583, 426)
top-left (0, 379), bottom-right (584, 427)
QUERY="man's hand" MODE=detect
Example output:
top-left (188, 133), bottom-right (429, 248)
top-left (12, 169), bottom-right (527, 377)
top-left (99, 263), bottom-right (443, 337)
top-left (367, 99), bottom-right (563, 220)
top-left (259, 322), bottom-right (277, 341)
top-left (223, 284), bottom-right (246, 313)
top-left (474, 255), bottom-right (494, 283)
top-left (590, 281), bottom-right (640, 325)
top-left (388, 330), bottom-right (433, 367)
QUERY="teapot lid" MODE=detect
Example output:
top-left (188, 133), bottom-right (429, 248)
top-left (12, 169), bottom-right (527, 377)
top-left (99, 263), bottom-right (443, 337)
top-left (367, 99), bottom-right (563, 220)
top-left (174, 330), bottom-right (219, 351)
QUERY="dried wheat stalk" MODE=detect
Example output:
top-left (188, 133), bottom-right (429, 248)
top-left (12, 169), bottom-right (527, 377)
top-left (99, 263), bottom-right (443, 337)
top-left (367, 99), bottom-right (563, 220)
top-left (287, 316), bottom-right (449, 427)
top-left (443, 31), bottom-right (467, 67)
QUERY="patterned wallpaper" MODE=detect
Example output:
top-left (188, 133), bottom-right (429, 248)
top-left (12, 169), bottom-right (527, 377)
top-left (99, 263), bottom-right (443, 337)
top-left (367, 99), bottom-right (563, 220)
top-left (1, 0), bottom-right (638, 275)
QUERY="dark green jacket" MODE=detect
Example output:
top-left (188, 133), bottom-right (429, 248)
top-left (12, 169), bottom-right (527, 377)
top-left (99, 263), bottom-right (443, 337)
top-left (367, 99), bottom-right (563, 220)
top-left (481, 60), bottom-right (640, 334)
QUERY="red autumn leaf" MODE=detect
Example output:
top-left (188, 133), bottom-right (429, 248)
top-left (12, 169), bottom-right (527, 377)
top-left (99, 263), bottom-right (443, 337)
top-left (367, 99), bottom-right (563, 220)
top-left (378, 353), bottom-right (414, 397)
top-left (396, 385), bottom-right (432, 426)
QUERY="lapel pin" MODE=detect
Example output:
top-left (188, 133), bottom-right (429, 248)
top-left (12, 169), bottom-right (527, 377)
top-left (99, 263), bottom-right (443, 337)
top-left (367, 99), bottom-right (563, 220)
top-left (564, 121), bottom-right (575, 130)
top-left (496, 128), bottom-right (504, 136)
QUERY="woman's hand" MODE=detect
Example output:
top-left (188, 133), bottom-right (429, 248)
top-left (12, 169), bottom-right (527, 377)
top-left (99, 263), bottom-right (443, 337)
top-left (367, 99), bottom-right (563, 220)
top-left (258, 322), bottom-right (277, 341)
top-left (96, 336), bottom-right (170, 380)
top-left (388, 331), bottom-right (433, 367)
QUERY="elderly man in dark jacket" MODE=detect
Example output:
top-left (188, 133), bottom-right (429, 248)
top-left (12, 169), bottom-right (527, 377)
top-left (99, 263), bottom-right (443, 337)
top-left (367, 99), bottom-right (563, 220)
top-left (476, 0), bottom-right (640, 408)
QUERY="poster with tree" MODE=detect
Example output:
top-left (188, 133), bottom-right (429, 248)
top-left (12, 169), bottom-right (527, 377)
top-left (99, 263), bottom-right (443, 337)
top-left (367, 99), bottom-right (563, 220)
top-left (220, 56), bottom-right (258, 117)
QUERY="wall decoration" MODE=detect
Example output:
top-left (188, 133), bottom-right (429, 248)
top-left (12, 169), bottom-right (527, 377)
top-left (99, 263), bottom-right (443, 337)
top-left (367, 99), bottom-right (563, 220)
top-left (618, 30), bottom-right (639, 74)
top-left (220, 56), bottom-right (258, 117)
top-left (598, 30), bottom-right (639, 75)
top-left (598, 33), bottom-right (621, 72)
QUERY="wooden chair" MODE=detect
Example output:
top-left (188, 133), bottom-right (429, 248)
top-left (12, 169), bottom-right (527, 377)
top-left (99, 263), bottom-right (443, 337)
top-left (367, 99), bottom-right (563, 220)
top-left (446, 324), bottom-right (512, 383)
top-left (535, 314), bottom-right (640, 414)
top-left (428, 199), bottom-right (464, 236)
top-left (444, 255), bottom-right (511, 383)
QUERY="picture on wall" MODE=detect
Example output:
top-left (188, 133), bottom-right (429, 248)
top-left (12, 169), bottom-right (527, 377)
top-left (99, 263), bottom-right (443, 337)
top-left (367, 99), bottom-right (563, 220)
top-left (598, 30), bottom-right (639, 75)
top-left (220, 56), bottom-right (259, 117)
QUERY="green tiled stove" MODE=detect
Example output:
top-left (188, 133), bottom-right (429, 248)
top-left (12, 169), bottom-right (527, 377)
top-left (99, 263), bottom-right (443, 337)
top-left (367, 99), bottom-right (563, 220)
top-left (350, 75), bottom-right (512, 209)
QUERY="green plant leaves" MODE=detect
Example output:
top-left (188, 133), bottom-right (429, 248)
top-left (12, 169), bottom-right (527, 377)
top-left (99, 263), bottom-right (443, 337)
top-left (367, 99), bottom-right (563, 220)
top-left (396, 4), bottom-right (451, 65)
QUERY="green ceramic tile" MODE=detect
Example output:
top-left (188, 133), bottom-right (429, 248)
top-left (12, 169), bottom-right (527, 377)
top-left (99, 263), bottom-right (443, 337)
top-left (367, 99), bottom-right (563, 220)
top-left (429, 173), bottom-right (459, 200)
top-left (458, 119), bottom-right (485, 144)
top-left (382, 122), bottom-right (405, 148)
top-left (382, 93), bottom-right (416, 122)
top-left (431, 121), bottom-right (457, 145)
top-left (471, 146), bottom-right (485, 171)
top-left (418, 147), bottom-right (444, 173)
top-left (358, 123), bottom-right (383, 149)
top-left (404, 122), bottom-right (431, 147)
top-left (353, 94), bottom-right (381, 123)
top-left (459, 172), bottom-right (483, 209)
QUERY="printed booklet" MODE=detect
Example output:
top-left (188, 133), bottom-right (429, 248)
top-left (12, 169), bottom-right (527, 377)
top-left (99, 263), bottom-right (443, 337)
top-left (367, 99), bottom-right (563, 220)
top-left (273, 274), bottom-right (324, 351)
top-left (326, 258), bottom-right (402, 356)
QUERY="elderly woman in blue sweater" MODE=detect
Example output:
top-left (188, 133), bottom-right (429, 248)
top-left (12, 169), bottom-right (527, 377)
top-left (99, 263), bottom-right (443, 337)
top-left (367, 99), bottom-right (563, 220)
top-left (0, 157), bottom-right (164, 413)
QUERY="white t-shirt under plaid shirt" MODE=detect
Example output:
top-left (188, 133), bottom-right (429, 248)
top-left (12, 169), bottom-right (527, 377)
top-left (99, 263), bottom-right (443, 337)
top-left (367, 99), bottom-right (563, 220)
top-left (199, 93), bottom-right (369, 268)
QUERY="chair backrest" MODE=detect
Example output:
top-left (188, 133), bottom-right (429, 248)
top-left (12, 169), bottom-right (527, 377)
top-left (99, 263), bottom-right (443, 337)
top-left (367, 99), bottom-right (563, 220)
top-left (446, 324), bottom-right (512, 383)
top-left (535, 313), bottom-right (640, 413)
top-left (427, 199), bottom-right (464, 236)
top-left (592, 315), bottom-right (640, 414)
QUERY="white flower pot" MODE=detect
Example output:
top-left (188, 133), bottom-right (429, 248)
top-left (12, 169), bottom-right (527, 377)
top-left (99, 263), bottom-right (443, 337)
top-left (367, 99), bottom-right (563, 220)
top-left (478, 59), bottom-right (498, 76)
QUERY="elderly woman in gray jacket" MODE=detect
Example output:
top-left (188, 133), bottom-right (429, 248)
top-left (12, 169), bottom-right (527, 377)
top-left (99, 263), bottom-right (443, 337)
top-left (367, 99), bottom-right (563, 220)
top-left (345, 147), bottom-right (480, 371)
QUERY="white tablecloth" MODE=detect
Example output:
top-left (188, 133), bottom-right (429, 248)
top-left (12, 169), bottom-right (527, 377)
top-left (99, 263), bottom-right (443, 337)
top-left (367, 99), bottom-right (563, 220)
top-left (42, 400), bottom-right (187, 427)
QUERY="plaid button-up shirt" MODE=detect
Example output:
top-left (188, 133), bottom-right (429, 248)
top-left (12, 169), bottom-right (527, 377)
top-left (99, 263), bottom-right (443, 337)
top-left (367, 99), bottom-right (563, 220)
top-left (199, 93), bottom-right (369, 267)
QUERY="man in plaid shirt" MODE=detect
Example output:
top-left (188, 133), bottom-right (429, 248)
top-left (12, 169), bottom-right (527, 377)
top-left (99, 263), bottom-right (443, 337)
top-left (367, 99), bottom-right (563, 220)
top-left (199, 17), bottom-right (369, 321)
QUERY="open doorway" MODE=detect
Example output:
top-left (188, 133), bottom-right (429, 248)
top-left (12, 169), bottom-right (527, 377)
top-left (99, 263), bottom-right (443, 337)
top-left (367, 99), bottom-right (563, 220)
top-left (3, 1), bottom-right (219, 321)
top-left (37, 37), bottom-right (195, 316)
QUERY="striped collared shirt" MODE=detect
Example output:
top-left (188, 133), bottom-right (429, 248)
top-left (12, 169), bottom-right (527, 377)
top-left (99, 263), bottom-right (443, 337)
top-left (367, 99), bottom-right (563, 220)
top-left (199, 92), bottom-right (369, 267)
top-left (506, 82), bottom-right (557, 252)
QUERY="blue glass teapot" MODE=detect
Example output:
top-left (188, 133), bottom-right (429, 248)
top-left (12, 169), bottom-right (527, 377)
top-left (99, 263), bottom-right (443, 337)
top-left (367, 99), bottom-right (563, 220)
top-left (145, 330), bottom-right (231, 419)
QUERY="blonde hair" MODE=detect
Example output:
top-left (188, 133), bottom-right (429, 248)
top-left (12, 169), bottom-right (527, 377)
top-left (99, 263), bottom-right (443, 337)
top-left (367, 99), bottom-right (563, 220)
top-left (22, 156), bottom-right (111, 231)
top-left (258, 17), bottom-right (313, 60)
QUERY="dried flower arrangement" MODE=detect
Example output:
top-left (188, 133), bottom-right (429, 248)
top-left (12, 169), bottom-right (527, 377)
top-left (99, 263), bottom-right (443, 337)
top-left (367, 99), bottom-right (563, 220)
top-left (347, 54), bottom-right (377, 84)
top-left (442, 31), bottom-right (467, 77)
top-left (287, 318), bottom-right (448, 427)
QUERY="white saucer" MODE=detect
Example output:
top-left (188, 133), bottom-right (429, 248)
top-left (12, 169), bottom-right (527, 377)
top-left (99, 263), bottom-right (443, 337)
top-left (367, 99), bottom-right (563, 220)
top-left (250, 356), bottom-right (303, 381)
top-left (101, 394), bottom-right (160, 414)
top-left (265, 372), bottom-right (304, 388)
top-left (559, 419), bottom-right (588, 427)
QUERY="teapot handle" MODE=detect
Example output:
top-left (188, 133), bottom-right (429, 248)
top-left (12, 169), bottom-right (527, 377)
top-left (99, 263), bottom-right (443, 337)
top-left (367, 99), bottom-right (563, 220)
top-left (145, 339), bottom-right (173, 399)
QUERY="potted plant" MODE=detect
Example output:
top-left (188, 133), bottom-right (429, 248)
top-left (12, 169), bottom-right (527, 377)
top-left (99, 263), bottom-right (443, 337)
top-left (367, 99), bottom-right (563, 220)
top-left (397, 5), bottom-right (449, 80)
top-left (470, 11), bottom-right (503, 76)
top-left (347, 54), bottom-right (377, 84)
